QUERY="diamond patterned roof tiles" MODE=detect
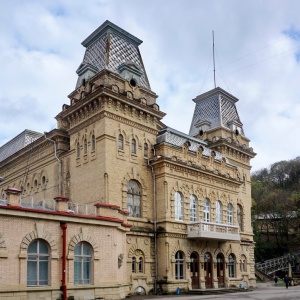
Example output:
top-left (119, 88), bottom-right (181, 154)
top-left (189, 87), bottom-right (244, 137)
top-left (76, 21), bottom-right (150, 90)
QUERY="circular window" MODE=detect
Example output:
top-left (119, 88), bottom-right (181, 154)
top-left (130, 78), bottom-right (137, 87)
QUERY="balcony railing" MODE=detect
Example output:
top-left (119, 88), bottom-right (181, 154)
top-left (187, 221), bottom-right (240, 241)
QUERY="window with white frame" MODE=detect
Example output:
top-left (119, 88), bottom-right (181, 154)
top-left (203, 198), bottom-right (210, 222)
top-left (216, 200), bottom-right (222, 223)
top-left (84, 139), bottom-right (88, 154)
top-left (228, 254), bottom-right (235, 278)
top-left (77, 142), bottom-right (80, 157)
top-left (127, 180), bottom-right (141, 217)
top-left (27, 239), bottom-right (50, 286)
top-left (175, 251), bottom-right (185, 279)
top-left (118, 134), bottom-right (124, 150)
top-left (190, 194), bottom-right (197, 222)
top-left (227, 203), bottom-right (233, 225)
top-left (74, 242), bottom-right (93, 285)
top-left (143, 143), bottom-right (148, 157)
top-left (91, 134), bottom-right (96, 151)
top-left (132, 139), bottom-right (137, 154)
top-left (237, 204), bottom-right (243, 231)
top-left (175, 192), bottom-right (183, 221)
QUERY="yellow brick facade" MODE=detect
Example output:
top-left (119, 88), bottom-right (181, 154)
top-left (0, 21), bottom-right (256, 299)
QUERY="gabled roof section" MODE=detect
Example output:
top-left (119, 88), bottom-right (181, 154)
top-left (189, 87), bottom-right (244, 137)
top-left (0, 130), bottom-right (43, 162)
top-left (156, 127), bottom-right (229, 163)
top-left (76, 20), bottom-right (151, 90)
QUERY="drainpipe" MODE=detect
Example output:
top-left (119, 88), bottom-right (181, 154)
top-left (148, 147), bottom-right (158, 294)
top-left (44, 132), bottom-right (62, 196)
top-left (60, 222), bottom-right (67, 300)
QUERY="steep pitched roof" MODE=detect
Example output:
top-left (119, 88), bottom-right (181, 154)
top-left (76, 20), bottom-right (151, 90)
top-left (189, 87), bottom-right (245, 137)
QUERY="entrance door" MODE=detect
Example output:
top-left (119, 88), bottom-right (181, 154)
top-left (204, 252), bottom-right (213, 288)
top-left (216, 253), bottom-right (225, 287)
top-left (190, 252), bottom-right (199, 289)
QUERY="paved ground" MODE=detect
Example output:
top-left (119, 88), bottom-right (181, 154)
top-left (130, 282), bottom-right (300, 300)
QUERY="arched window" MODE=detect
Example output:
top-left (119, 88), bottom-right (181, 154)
top-left (227, 203), bottom-right (233, 225)
top-left (77, 142), bottom-right (80, 157)
top-left (144, 143), bottom-right (148, 158)
top-left (132, 257), bottom-right (136, 273)
top-left (175, 192), bottom-right (183, 221)
top-left (118, 134), bottom-right (124, 150)
top-left (127, 180), bottom-right (141, 217)
top-left (240, 255), bottom-right (247, 272)
top-left (91, 134), bottom-right (96, 151)
top-left (74, 242), bottom-right (93, 285)
top-left (216, 200), bottom-right (222, 223)
top-left (237, 204), bottom-right (243, 231)
top-left (84, 139), bottom-right (88, 154)
top-left (175, 251), bottom-right (185, 279)
top-left (131, 139), bottom-right (137, 154)
top-left (203, 198), bottom-right (210, 222)
top-left (138, 257), bottom-right (143, 273)
top-left (228, 254), bottom-right (235, 278)
top-left (190, 195), bottom-right (197, 222)
top-left (27, 239), bottom-right (50, 286)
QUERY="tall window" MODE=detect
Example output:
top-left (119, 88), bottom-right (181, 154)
top-left (144, 143), bottom-right (148, 158)
top-left (227, 203), bottom-right (233, 225)
top-left (132, 256), bottom-right (144, 273)
top-left (138, 257), bottom-right (143, 273)
top-left (74, 242), bottom-right (93, 285)
top-left (132, 257), bottom-right (136, 273)
top-left (27, 239), bottom-right (49, 286)
top-left (175, 251), bottom-right (185, 279)
top-left (84, 139), bottom-right (88, 154)
top-left (203, 198), bottom-right (210, 222)
top-left (216, 200), bottom-right (222, 223)
top-left (237, 204), bottom-right (243, 231)
top-left (131, 139), bottom-right (137, 154)
top-left (190, 195), bottom-right (197, 222)
top-left (77, 142), bottom-right (80, 157)
top-left (127, 180), bottom-right (141, 217)
top-left (175, 192), bottom-right (183, 221)
top-left (91, 134), bottom-right (96, 151)
top-left (228, 254), bottom-right (235, 278)
top-left (118, 134), bottom-right (124, 150)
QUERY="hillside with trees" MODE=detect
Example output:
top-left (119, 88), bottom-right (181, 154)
top-left (251, 157), bottom-right (300, 261)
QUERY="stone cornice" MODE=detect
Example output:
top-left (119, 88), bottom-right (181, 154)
top-left (67, 110), bottom-right (159, 136)
top-left (151, 157), bottom-right (242, 188)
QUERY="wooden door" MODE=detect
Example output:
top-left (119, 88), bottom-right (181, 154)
top-left (204, 252), bottom-right (213, 288)
top-left (217, 253), bottom-right (225, 287)
top-left (190, 252), bottom-right (199, 289)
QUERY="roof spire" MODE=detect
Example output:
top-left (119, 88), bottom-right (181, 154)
top-left (212, 30), bottom-right (216, 89)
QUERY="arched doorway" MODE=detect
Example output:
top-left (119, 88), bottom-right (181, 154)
top-left (216, 253), bottom-right (225, 287)
top-left (190, 252), bottom-right (199, 289)
top-left (204, 252), bottom-right (213, 288)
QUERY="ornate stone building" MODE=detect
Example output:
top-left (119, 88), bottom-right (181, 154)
top-left (0, 21), bottom-right (256, 299)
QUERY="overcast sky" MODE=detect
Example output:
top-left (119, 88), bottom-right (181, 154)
top-left (0, 0), bottom-right (299, 172)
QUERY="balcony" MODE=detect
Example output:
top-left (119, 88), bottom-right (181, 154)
top-left (187, 221), bottom-right (240, 241)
